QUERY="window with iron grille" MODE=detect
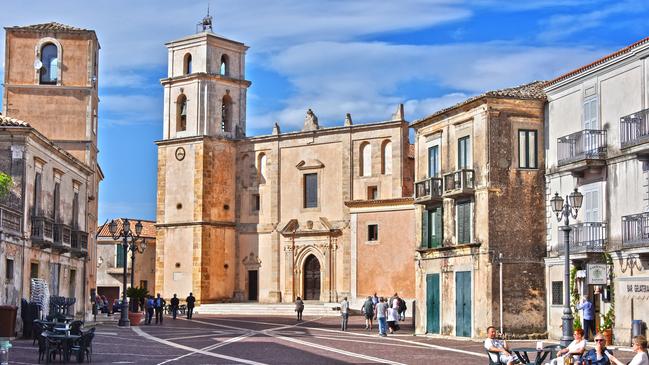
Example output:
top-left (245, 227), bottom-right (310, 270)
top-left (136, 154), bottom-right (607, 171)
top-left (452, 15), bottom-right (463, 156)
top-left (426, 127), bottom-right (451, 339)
top-left (551, 281), bottom-right (563, 305)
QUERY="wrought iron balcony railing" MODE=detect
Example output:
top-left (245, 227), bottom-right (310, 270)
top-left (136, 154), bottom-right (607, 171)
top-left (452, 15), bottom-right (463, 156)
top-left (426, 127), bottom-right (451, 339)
top-left (31, 216), bottom-right (54, 247)
top-left (71, 230), bottom-right (89, 257)
top-left (52, 223), bottom-right (72, 252)
top-left (443, 169), bottom-right (474, 197)
top-left (557, 129), bottom-right (607, 166)
top-left (622, 212), bottom-right (649, 247)
top-left (414, 177), bottom-right (443, 204)
top-left (0, 205), bottom-right (21, 235)
top-left (555, 222), bottom-right (607, 254)
top-left (621, 108), bottom-right (649, 149)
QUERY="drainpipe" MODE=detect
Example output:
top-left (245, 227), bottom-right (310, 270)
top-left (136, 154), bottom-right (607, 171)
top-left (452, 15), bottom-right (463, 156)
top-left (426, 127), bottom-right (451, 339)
top-left (499, 252), bottom-right (503, 335)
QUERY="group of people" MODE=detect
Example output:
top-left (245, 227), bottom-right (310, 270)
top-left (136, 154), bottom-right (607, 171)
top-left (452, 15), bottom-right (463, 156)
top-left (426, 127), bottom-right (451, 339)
top-left (142, 292), bottom-right (196, 324)
top-left (485, 325), bottom-right (648, 365)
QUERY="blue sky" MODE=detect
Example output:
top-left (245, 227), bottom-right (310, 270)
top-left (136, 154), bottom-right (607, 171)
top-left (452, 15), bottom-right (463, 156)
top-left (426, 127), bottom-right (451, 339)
top-left (1, 0), bottom-right (648, 222)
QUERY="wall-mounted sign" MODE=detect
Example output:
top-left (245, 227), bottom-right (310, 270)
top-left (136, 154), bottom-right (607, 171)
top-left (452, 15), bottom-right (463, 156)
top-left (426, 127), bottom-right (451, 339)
top-left (587, 264), bottom-right (607, 285)
top-left (175, 147), bottom-right (186, 161)
top-left (620, 277), bottom-right (649, 300)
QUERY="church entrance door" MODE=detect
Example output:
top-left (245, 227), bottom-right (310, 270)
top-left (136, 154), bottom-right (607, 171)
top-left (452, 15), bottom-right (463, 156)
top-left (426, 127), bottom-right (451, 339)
top-left (303, 255), bottom-right (321, 301)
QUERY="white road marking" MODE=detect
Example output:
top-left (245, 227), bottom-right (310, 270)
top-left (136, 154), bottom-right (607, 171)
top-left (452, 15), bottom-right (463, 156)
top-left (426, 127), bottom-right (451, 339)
top-left (132, 326), bottom-right (267, 365)
top-left (165, 331), bottom-right (246, 341)
top-left (156, 332), bottom-right (256, 365)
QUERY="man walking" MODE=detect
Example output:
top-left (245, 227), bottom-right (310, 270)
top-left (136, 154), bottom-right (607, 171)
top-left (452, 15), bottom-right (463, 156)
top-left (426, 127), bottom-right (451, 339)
top-left (154, 293), bottom-right (166, 324)
top-left (577, 296), bottom-right (595, 340)
top-left (376, 297), bottom-right (388, 337)
top-left (170, 294), bottom-right (180, 320)
top-left (186, 292), bottom-right (196, 319)
top-left (145, 296), bottom-right (154, 325)
top-left (362, 296), bottom-right (375, 330)
top-left (340, 296), bottom-right (349, 331)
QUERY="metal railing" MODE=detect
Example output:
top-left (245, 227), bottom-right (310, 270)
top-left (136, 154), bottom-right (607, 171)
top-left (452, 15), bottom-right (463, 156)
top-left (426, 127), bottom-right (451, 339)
top-left (556, 222), bottom-right (607, 254)
top-left (414, 177), bottom-right (443, 202)
top-left (622, 213), bottom-right (649, 247)
top-left (53, 223), bottom-right (72, 246)
top-left (621, 108), bottom-right (649, 148)
top-left (557, 129), bottom-right (607, 165)
top-left (0, 205), bottom-right (21, 234)
top-left (443, 169), bottom-right (475, 193)
top-left (71, 230), bottom-right (89, 250)
top-left (31, 216), bottom-right (54, 243)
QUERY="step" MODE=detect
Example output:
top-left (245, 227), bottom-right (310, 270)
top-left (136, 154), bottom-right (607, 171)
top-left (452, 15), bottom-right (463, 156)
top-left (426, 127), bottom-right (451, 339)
top-left (195, 303), bottom-right (343, 316)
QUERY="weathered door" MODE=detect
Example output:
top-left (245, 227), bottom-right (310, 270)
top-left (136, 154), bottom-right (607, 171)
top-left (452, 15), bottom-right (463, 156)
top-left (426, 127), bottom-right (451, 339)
top-left (455, 271), bottom-right (472, 337)
top-left (426, 273), bottom-right (440, 334)
top-left (303, 255), bottom-right (321, 300)
top-left (248, 270), bottom-right (258, 301)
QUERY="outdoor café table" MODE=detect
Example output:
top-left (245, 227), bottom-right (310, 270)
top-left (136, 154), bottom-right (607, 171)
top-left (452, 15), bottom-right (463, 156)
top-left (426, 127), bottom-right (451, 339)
top-left (42, 332), bottom-right (81, 363)
top-left (512, 347), bottom-right (555, 365)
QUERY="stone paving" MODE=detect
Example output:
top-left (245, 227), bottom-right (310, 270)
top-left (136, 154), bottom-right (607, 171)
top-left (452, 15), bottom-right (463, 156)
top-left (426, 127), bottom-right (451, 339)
top-left (7, 313), bottom-right (637, 364)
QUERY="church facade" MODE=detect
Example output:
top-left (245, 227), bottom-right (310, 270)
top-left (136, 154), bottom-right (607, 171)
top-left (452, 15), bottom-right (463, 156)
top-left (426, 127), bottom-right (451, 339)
top-left (155, 26), bottom-right (416, 304)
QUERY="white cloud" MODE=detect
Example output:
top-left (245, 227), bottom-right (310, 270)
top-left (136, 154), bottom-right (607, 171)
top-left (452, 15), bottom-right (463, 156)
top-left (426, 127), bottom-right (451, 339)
top-left (101, 94), bottom-right (162, 126)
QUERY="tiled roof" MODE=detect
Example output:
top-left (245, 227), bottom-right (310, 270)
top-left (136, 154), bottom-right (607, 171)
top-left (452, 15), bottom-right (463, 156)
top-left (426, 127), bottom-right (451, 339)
top-left (97, 218), bottom-right (156, 239)
top-left (546, 36), bottom-right (649, 87)
top-left (411, 81), bottom-right (546, 127)
top-left (0, 114), bottom-right (30, 127)
top-left (10, 22), bottom-right (88, 32)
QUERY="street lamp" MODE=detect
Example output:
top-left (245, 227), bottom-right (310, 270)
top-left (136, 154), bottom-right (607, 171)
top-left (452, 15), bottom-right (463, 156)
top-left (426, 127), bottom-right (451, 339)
top-left (108, 218), bottom-right (144, 327)
top-left (551, 188), bottom-right (583, 347)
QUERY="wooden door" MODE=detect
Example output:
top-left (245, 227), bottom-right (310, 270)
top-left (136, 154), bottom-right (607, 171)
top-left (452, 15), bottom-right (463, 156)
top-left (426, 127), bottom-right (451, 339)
top-left (303, 255), bottom-right (321, 301)
top-left (455, 271), bottom-right (472, 337)
top-left (248, 270), bottom-right (258, 301)
top-left (426, 274), bottom-right (440, 334)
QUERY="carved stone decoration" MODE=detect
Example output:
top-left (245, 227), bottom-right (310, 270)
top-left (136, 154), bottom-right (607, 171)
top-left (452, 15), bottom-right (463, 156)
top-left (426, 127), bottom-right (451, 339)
top-left (344, 113), bottom-right (353, 126)
top-left (391, 103), bottom-right (404, 121)
top-left (272, 122), bottom-right (281, 135)
top-left (242, 252), bottom-right (261, 269)
top-left (175, 147), bottom-right (186, 161)
top-left (303, 108), bottom-right (320, 131)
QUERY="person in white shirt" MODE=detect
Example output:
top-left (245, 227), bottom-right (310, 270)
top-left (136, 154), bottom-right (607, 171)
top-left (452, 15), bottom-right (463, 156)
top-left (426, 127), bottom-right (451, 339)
top-left (484, 326), bottom-right (516, 365)
top-left (340, 296), bottom-right (349, 331)
top-left (387, 305), bottom-right (400, 334)
top-left (608, 335), bottom-right (649, 365)
top-left (549, 328), bottom-right (586, 365)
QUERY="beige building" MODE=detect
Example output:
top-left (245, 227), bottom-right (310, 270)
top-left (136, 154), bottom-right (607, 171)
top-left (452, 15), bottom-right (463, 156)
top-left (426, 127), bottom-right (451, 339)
top-left (96, 219), bottom-right (156, 304)
top-left (411, 82), bottom-right (547, 338)
top-left (544, 36), bottom-right (649, 344)
top-left (0, 22), bottom-right (102, 319)
top-left (155, 25), bottom-right (416, 305)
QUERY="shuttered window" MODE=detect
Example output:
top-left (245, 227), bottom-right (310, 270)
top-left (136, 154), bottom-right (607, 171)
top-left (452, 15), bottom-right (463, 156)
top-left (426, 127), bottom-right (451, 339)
top-left (458, 136), bottom-right (470, 169)
top-left (518, 130), bottom-right (537, 168)
top-left (551, 281), bottom-right (563, 305)
top-left (428, 145), bottom-right (439, 177)
top-left (304, 173), bottom-right (318, 208)
top-left (116, 244), bottom-right (125, 268)
top-left (422, 207), bottom-right (443, 248)
top-left (457, 201), bottom-right (471, 244)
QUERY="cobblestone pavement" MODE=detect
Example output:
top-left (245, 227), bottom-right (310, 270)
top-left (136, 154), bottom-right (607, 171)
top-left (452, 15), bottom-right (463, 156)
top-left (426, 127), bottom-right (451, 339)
top-left (8, 314), bottom-right (636, 364)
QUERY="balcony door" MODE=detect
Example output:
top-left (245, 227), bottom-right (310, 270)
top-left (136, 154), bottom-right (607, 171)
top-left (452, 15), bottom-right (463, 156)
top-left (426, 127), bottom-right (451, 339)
top-left (458, 137), bottom-right (470, 170)
top-left (583, 97), bottom-right (599, 155)
top-left (581, 184), bottom-right (601, 223)
top-left (428, 145), bottom-right (439, 178)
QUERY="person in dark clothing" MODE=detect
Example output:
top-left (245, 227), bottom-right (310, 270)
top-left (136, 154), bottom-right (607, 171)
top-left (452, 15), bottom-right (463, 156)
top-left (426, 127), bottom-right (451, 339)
top-left (170, 294), bottom-right (180, 320)
top-left (580, 333), bottom-right (613, 365)
top-left (186, 292), bottom-right (196, 319)
top-left (145, 296), bottom-right (154, 325)
top-left (295, 296), bottom-right (304, 321)
top-left (154, 293), bottom-right (166, 324)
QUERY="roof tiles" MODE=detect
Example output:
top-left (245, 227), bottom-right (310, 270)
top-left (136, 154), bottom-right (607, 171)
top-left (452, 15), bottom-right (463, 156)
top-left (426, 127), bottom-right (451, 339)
top-left (0, 114), bottom-right (30, 127)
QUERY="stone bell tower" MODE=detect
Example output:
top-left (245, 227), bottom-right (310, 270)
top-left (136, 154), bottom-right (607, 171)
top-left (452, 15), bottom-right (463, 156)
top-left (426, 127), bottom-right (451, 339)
top-left (155, 14), bottom-right (251, 303)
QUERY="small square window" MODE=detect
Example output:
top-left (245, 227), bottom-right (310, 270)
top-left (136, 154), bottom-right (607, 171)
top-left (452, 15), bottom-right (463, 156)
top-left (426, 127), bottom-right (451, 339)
top-left (551, 281), bottom-right (563, 305)
top-left (5, 259), bottom-right (14, 280)
top-left (367, 186), bottom-right (378, 200)
top-left (30, 263), bottom-right (39, 279)
top-left (368, 224), bottom-right (378, 241)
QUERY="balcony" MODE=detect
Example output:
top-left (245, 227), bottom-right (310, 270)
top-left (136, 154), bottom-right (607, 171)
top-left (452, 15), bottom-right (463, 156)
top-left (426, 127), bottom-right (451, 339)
top-left (622, 213), bottom-right (649, 248)
top-left (555, 222), bottom-right (607, 255)
top-left (31, 216), bottom-right (54, 248)
top-left (414, 177), bottom-right (443, 204)
top-left (52, 223), bottom-right (72, 253)
top-left (557, 130), bottom-right (607, 173)
top-left (621, 108), bottom-right (649, 156)
top-left (0, 205), bottom-right (21, 235)
top-left (442, 169), bottom-right (474, 198)
top-left (71, 230), bottom-right (89, 257)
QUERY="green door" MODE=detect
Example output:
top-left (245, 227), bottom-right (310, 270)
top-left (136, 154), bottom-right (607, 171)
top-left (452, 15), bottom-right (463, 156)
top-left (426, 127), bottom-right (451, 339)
top-left (455, 271), bottom-right (472, 337)
top-left (426, 274), bottom-right (440, 334)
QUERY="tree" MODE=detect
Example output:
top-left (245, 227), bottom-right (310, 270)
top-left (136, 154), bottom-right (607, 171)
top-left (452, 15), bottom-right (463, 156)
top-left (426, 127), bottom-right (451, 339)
top-left (0, 172), bottom-right (13, 199)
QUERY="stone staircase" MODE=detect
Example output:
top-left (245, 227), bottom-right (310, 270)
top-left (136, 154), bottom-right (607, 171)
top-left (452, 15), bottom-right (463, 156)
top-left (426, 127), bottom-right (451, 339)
top-left (195, 302), bottom-right (342, 316)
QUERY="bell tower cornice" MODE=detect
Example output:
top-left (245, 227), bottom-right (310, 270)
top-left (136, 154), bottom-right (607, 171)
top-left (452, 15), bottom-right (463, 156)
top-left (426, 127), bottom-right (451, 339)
top-left (160, 72), bottom-right (251, 87)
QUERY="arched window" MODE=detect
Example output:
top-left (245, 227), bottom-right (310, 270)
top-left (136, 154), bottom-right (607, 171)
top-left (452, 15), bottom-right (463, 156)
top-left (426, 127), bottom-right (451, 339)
top-left (221, 94), bottom-right (233, 132)
top-left (220, 54), bottom-right (229, 76)
top-left (258, 153), bottom-right (267, 180)
top-left (360, 142), bottom-right (371, 177)
top-left (381, 140), bottom-right (392, 175)
top-left (39, 43), bottom-right (59, 84)
top-left (183, 53), bottom-right (192, 75)
top-left (176, 94), bottom-right (187, 131)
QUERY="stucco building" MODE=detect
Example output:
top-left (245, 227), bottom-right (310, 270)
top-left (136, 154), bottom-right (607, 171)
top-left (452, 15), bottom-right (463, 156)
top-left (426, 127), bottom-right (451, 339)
top-left (0, 22), bottom-right (102, 319)
top-left (411, 82), bottom-right (547, 338)
top-left (155, 24), bottom-right (416, 305)
top-left (544, 37), bottom-right (649, 344)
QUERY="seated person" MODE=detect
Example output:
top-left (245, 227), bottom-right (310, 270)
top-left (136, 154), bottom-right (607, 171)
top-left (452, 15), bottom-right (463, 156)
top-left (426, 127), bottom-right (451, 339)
top-left (484, 326), bottom-right (517, 365)
top-left (608, 335), bottom-right (648, 365)
top-left (580, 333), bottom-right (613, 365)
top-left (550, 329), bottom-right (587, 365)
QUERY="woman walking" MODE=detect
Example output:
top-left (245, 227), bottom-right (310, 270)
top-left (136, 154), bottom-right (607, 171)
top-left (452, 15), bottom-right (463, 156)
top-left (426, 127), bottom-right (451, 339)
top-left (295, 296), bottom-right (304, 321)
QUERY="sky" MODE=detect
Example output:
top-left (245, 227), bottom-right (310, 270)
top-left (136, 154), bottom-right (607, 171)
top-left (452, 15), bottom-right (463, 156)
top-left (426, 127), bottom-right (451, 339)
top-left (1, 0), bottom-right (648, 223)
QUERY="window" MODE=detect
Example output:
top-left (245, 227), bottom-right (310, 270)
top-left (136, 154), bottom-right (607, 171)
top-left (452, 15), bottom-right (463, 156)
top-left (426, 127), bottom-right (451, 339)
top-left (367, 186), bottom-right (378, 200)
top-left (360, 142), bottom-right (371, 177)
top-left (258, 153), bottom-right (267, 180)
top-left (5, 259), bottom-right (13, 280)
top-left (428, 145), bottom-right (439, 177)
top-left (303, 173), bottom-right (318, 208)
top-left (221, 94), bottom-right (233, 132)
top-left (252, 194), bottom-right (260, 212)
top-left (140, 280), bottom-right (148, 290)
top-left (422, 207), bottom-right (442, 248)
top-left (69, 269), bottom-right (76, 298)
top-left (458, 136), bottom-right (470, 169)
top-left (183, 53), bottom-right (192, 75)
top-left (30, 263), bottom-right (39, 279)
top-left (456, 200), bottom-right (471, 244)
top-left (551, 281), bottom-right (563, 305)
top-left (368, 224), bottom-right (378, 241)
top-left (176, 94), bottom-right (187, 131)
top-left (39, 43), bottom-right (58, 84)
top-left (33, 172), bottom-right (42, 215)
top-left (518, 130), bottom-right (538, 168)
top-left (72, 191), bottom-right (79, 228)
top-left (583, 97), bottom-right (598, 129)
top-left (220, 54), bottom-right (229, 76)
top-left (116, 244), bottom-right (125, 268)
top-left (381, 140), bottom-right (392, 175)
top-left (581, 184), bottom-right (601, 222)
top-left (53, 181), bottom-right (60, 221)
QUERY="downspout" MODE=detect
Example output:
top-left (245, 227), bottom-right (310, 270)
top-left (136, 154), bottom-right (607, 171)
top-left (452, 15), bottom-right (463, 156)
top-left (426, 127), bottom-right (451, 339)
top-left (20, 137), bottom-right (28, 312)
top-left (499, 252), bottom-right (503, 335)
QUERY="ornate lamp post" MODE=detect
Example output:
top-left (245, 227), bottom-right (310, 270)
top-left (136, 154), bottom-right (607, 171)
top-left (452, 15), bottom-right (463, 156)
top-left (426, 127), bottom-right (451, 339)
top-left (108, 218), bottom-right (144, 327)
top-left (551, 188), bottom-right (583, 347)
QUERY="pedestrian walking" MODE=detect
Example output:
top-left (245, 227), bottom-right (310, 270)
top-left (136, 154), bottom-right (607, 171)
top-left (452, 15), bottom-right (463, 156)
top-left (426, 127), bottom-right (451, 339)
top-left (340, 296), bottom-right (349, 331)
top-left (154, 293), bottom-right (166, 324)
top-left (577, 296), bottom-right (595, 340)
top-left (145, 296), bottom-right (154, 325)
top-left (387, 305), bottom-right (400, 334)
top-left (397, 297), bottom-right (407, 321)
top-left (361, 296), bottom-right (374, 330)
top-left (376, 297), bottom-right (388, 337)
top-left (295, 296), bottom-right (304, 321)
top-left (372, 292), bottom-right (379, 306)
top-left (186, 292), bottom-right (196, 319)
top-left (170, 294), bottom-right (180, 320)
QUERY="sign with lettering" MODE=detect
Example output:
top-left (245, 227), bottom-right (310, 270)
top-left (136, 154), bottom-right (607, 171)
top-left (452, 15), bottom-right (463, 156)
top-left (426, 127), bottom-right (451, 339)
top-left (620, 277), bottom-right (649, 300)
top-left (587, 264), bottom-right (607, 285)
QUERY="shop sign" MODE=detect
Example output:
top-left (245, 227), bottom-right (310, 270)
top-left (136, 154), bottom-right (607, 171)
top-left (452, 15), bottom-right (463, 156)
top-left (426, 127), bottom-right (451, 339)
top-left (620, 277), bottom-right (649, 300)
top-left (587, 264), bottom-right (607, 285)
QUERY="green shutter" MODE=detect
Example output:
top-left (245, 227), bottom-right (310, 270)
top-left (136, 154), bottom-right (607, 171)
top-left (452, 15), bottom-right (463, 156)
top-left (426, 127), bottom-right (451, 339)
top-left (422, 209), bottom-right (429, 248)
top-left (431, 207), bottom-right (442, 248)
top-left (457, 202), bottom-right (471, 244)
top-left (116, 245), bottom-right (125, 268)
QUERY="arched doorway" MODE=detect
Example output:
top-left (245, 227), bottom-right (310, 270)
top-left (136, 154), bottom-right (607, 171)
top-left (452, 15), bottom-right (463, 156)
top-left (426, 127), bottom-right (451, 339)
top-left (303, 255), bottom-right (321, 300)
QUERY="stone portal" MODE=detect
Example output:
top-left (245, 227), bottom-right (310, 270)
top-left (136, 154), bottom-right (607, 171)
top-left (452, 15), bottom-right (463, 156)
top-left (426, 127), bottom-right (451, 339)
top-left (303, 255), bottom-right (321, 300)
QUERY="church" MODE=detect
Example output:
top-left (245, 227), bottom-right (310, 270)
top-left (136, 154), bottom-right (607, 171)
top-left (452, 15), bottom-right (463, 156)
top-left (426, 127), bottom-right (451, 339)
top-left (155, 16), bottom-right (416, 305)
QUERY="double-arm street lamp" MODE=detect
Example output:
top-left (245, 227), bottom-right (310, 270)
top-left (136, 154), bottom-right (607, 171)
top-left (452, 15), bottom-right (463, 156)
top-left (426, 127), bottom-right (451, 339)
top-left (551, 188), bottom-right (583, 347)
top-left (108, 218), bottom-right (144, 327)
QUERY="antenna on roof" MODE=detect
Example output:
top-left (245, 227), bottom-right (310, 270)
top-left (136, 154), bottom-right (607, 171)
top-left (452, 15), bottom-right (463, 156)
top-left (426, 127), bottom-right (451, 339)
top-left (197, 4), bottom-right (213, 33)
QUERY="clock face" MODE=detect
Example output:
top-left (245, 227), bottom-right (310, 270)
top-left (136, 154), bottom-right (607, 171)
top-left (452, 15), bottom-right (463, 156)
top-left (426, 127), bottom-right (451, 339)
top-left (175, 147), bottom-right (186, 161)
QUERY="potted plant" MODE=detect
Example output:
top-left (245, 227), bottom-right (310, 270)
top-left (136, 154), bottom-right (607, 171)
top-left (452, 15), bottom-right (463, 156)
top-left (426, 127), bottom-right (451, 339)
top-left (126, 287), bottom-right (149, 326)
top-left (600, 306), bottom-right (615, 345)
